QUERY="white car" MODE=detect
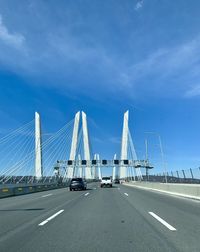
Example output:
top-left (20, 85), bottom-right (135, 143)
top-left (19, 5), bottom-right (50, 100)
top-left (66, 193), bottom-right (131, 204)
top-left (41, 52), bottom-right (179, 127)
top-left (100, 177), bottom-right (112, 188)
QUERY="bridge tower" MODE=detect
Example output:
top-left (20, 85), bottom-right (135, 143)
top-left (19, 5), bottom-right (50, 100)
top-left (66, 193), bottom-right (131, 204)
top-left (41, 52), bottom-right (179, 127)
top-left (68, 111), bottom-right (80, 179)
top-left (119, 110), bottom-right (129, 179)
top-left (35, 112), bottom-right (43, 178)
top-left (82, 111), bottom-right (92, 179)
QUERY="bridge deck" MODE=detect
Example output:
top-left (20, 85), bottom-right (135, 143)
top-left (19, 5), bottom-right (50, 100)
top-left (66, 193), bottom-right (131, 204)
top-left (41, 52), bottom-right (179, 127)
top-left (0, 183), bottom-right (199, 251)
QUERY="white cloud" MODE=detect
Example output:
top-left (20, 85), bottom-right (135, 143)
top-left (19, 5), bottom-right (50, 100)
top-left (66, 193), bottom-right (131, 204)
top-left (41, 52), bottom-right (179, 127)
top-left (128, 40), bottom-right (200, 81)
top-left (0, 14), bottom-right (25, 49)
top-left (134, 0), bottom-right (144, 11)
top-left (0, 3), bottom-right (200, 101)
top-left (120, 37), bottom-right (200, 98)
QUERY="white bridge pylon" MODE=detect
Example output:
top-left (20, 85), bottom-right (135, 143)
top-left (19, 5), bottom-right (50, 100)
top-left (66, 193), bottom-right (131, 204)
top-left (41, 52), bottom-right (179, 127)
top-left (119, 110), bottom-right (143, 180)
top-left (82, 111), bottom-right (92, 179)
top-left (54, 110), bottom-right (150, 181)
top-left (68, 111), bottom-right (80, 179)
top-left (35, 112), bottom-right (43, 179)
top-left (67, 111), bottom-right (93, 180)
top-left (120, 111), bottom-right (129, 179)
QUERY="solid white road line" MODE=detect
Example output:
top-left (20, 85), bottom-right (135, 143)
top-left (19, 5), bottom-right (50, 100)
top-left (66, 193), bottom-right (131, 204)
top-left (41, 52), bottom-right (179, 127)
top-left (84, 193), bottom-right (90, 196)
top-left (42, 194), bottom-right (52, 198)
top-left (38, 210), bottom-right (64, 226)
top-left (124, 193), bottom-right (129, 196)
top-left (149, 212), bottom-right (176, 231)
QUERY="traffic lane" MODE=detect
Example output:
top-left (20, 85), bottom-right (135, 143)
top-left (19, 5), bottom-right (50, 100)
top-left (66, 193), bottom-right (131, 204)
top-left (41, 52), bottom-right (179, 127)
top-left (0, 182), bottom-right (97, 209)
top-left (0, 186), bottom-right (98, 252)
top-left (0, 182), bottom-right (97, 210)
top-left (9, 185), bottom-right (179, 252)
top-left (0, 183), bottom-right (97, 238)
top-left (0, 188), bottom-right (83, 239)
top-left (120, 184), bottom-right (200, 251)
top-left (121, 183), bottom-right (200, 214)
top-left (120, 183), bottom-right (200, 225)
top-left (0, 187), bottom-right (69, 209)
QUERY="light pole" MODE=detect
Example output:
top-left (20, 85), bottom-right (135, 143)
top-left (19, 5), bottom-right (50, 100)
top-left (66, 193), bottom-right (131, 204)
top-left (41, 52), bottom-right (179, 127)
top-left (145, 132), bottom-right (167, 183)
top-left (145, 139), bottom-right (149, 181)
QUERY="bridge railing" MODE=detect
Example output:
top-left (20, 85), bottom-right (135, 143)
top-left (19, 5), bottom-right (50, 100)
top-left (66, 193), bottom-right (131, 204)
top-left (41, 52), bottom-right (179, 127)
top-left (0, 176), bottom-right (71, 198)
top-left (142, 167), bottom-right (200, 184)
top-left (0, 176), bottom-right (61, 185)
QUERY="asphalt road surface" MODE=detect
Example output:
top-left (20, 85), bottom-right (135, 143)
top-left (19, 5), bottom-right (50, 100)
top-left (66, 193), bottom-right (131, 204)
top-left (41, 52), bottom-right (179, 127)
top-left (0, 183), bottom-right (200, 252)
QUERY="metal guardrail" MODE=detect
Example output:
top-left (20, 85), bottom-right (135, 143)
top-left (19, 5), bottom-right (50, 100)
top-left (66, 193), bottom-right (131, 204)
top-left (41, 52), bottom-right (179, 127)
top-left (143, 167), bottom-right (200, 184)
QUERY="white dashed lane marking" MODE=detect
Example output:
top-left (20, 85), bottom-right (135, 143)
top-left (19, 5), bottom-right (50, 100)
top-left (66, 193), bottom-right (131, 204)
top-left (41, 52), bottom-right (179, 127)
top-left (38, 210), bottom-right (64, 226)
top-left (149, 212), bottom-right (176, 231)
top-left (42, 194), bottom-right (52, 198)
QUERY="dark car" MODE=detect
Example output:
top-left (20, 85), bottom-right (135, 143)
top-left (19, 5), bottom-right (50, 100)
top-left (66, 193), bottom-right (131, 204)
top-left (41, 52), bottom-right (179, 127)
top-left (70, 178), bottom-right (87, 191)
top-left (114, 179), bottom-right (120, 184)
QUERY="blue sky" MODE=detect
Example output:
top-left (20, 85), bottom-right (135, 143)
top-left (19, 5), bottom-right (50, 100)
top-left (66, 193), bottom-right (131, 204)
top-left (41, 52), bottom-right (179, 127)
top-left (1, 0), bottom-right (200, 175)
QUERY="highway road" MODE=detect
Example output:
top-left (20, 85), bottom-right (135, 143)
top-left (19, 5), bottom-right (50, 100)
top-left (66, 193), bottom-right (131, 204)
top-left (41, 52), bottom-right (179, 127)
top-left (0, 183), bottom-right (199, 252)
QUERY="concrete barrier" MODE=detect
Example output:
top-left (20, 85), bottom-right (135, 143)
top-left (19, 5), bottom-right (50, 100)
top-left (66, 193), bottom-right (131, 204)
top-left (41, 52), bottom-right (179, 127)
top-left (124, 181), bottom-right (200, 200)
top-left (0, 183), bottom-right (68, 199)
top-left (28, 186), bottom-right (36, 193)
top-left (13, 186), bottom-right (37, 196)
top-left (0, 187), bottom-right (13, 198)
top-left (13, 187), bottom-right (25, 196)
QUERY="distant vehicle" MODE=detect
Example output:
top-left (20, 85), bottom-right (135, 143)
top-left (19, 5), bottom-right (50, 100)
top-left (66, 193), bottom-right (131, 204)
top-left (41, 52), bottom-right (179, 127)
top-left (114, 179), bottom-right (120, 184)
top-left (101, 177), bottom-right (112, 188)
top-left (70, 178), bottom-right (87, 191)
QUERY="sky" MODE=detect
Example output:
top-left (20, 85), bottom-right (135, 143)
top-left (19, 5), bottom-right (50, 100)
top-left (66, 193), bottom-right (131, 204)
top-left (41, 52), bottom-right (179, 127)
top-left (1, 0), bottom-right (200, 175)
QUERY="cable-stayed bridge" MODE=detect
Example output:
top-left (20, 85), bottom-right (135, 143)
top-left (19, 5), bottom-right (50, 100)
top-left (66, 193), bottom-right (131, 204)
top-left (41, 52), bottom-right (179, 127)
top-left (1, 111), bottom-right (200, 252)
top-left (0, 110), bottom-right (152, 186)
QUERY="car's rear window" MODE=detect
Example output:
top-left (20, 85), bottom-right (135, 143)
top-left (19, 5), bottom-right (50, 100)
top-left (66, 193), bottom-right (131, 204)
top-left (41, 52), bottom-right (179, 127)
top-left (71, 178), bottom-right (82, 182)
top-left (102, 177), bottom-right (110, 180)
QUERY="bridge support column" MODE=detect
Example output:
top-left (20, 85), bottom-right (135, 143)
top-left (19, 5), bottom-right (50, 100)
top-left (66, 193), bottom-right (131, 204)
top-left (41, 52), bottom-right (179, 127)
top-left (97, 154), bottom-right (102, 180)
top-left (68, 111), bottom-right (80, 179)
top-left (120, 110), bottom-right (129, 180)
top-left (93, 154), bottom-right (97, 179)
top-left (112, 154), bottom-right (117, 180)
top-left (82, 111), bottom-right (92, 180)
top-left (78, 154), bottom-right (82, 178)
top-left (35, 112), bottom-right (43, 178)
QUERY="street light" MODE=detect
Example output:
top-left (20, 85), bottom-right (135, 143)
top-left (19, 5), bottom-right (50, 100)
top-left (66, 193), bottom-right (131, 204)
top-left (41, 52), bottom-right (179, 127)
top-left (145, 132), bottom-right (167, 183)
